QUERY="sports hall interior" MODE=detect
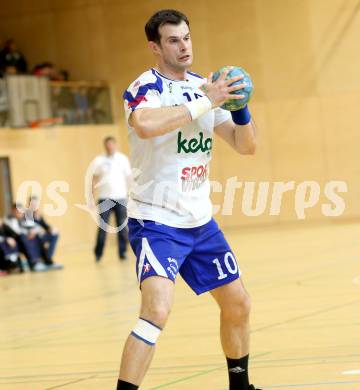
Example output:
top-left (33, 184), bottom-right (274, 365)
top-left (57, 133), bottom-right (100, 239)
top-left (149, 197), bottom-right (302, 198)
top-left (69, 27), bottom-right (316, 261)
top-left (1, 1), bottom-right (359, 389)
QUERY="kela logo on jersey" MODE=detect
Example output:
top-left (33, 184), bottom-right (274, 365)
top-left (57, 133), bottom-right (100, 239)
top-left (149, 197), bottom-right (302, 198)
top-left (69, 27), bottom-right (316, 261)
top-left (180, 163), bottom-right (208, 192)
top-left (177, 131), bottom-right (212, 154)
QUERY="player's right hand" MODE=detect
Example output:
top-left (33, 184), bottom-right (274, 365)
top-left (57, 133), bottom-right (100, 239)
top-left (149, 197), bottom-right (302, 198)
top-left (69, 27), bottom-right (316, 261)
top-left (200, 67), bottom-right (247, 108)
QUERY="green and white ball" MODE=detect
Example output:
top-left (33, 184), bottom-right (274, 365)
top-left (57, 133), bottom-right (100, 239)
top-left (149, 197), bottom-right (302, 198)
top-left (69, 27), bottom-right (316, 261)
top-left (212, 66), bottom-right (253, 111)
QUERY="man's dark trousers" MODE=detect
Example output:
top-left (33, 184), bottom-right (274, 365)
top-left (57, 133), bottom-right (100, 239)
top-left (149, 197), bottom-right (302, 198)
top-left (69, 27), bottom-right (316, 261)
top-left (94, 198), bottom-right (128, 260)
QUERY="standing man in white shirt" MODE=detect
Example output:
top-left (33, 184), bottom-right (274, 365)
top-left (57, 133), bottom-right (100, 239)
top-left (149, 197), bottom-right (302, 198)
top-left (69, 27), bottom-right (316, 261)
top-left (91, 136), bottom-right (131, 262)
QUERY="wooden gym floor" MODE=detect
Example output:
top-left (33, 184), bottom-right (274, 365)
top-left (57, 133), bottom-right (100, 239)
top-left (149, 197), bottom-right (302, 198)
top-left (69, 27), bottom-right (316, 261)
top-left (1, 221), bottom-right (360, 389)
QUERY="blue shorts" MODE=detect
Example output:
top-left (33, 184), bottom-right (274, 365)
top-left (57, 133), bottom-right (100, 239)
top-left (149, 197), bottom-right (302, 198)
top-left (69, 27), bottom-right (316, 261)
top-left (128, 218), bottom-right (241, 295)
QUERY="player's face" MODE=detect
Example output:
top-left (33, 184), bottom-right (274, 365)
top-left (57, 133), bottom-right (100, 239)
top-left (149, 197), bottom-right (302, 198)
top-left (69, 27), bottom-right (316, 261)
top-left (156, 21), bottom-right (193, 71)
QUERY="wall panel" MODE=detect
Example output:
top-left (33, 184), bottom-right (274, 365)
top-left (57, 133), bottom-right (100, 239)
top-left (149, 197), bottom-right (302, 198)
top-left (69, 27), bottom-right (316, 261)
top-left (0, 125), bottom-right (121, 250)
top-left (0, 0), bottom-right (359, 248)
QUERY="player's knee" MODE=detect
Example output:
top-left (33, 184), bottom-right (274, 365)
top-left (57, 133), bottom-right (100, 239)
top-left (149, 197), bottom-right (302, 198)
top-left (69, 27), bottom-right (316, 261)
top-left (222, 292), bottom-right (251, 323)
top-left (148, 306), bottom-right (171, 327)
top-left (240, 293), bottom-right (251, 318)
top-left (130, 296), bottom-right (171, 346)
top-left (141, 302), bottom-right (171, 328)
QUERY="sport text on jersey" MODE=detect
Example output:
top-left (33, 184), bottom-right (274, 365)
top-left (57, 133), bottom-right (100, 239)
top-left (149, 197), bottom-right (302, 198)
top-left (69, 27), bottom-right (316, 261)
top-left (180, 164), bottom-right (208, 192)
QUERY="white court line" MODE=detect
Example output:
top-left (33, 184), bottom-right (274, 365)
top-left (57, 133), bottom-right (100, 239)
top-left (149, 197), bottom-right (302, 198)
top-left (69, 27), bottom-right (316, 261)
top-left (352, 275), bottom-right (360, 285)
top-left (342, 369), bottom-right (360, 375)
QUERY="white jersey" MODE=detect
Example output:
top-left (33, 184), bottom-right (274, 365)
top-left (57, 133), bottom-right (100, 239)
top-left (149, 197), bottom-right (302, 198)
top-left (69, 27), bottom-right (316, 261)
top-left (91, 152), bottom-right (131, 199)
top-left (123, 68), bottom-right (231, 228)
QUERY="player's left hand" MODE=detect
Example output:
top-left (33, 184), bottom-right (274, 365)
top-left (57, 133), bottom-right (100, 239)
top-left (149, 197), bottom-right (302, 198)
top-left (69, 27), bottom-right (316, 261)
top-left (199, 68), bottom-right (247, 108)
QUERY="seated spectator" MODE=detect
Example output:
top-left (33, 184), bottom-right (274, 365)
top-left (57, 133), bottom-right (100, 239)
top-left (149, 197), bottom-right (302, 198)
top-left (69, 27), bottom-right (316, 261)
top-left (0, 39), bottom-right (27, 74)
top-left (73, 86), bottom-right (91, 124)
top-left (51, 85), bottom-right (76, 124)
top-left (3, 203), bottom-right (62, 272)
top-left (59, 70), bottom-right (70, 81)
top-left (0, 219), bottom-right (23, 274)
top-left (26, 195), bottom-right (60, 262)
top-left (4, 65), bottom-right (17, 75)
top-left (33, 62), bottom-right (61, 81)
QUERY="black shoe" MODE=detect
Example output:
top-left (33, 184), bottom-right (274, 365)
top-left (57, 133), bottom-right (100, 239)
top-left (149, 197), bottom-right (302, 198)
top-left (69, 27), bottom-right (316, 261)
top-left (249, 385), bottom-right (262, 390)
top-left (119, 253), bottom-right (127, 260)
top-left (95, 256), bottom-right (101, 262)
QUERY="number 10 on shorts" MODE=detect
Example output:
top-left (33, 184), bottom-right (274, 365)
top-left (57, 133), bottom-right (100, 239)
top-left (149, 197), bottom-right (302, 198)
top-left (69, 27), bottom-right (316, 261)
top-left (212, 252), bottom-right (238, 280)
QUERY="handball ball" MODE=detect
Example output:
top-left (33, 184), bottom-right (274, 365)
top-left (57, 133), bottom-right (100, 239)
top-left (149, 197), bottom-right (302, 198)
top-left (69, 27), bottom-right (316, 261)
top-left (212, 66), bottom-right (253, 111)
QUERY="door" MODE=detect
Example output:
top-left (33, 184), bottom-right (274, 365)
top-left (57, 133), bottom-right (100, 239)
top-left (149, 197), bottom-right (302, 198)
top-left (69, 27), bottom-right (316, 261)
top-left (0, 157), bottom-right (13, 217)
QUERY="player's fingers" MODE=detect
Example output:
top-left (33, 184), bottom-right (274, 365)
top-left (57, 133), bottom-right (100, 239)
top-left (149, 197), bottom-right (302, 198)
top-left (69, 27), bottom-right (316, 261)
top-left (219, 66), bottom-right (232, 81)
top-left (227, 94), bottom-right (245, 99)
top-left (225, 75), bottom-right (244, 85)
top-left (199, 72), bottom-right (213, 93)
top-left (199, 83), bottom-right (208, 93)
top-left (228, 83), bottom-right (247, 92)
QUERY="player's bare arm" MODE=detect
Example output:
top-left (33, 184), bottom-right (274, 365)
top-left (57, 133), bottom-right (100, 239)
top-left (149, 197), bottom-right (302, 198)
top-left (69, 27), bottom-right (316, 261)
top-left (129, 69), bottom-right (245, 139)
top-left (214, 118), bottom-right (257, 155)
top-left (129, 105), bottom-right (190, 139)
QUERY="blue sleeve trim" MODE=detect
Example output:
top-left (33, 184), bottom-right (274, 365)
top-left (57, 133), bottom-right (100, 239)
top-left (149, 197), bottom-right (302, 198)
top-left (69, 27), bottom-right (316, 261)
top-left (123, 69), bottom-right (163, 111)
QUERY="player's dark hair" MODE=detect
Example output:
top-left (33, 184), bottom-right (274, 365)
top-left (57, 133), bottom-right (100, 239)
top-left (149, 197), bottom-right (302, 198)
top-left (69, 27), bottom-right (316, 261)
top-left (145, 9), bottom-right (189, 44)
top-left (104, 136), bottom-right (116, 144)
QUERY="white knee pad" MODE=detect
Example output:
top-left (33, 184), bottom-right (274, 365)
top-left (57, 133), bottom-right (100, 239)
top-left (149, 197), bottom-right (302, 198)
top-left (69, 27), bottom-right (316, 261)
top-left (131, 317), bottom-right (162, 346)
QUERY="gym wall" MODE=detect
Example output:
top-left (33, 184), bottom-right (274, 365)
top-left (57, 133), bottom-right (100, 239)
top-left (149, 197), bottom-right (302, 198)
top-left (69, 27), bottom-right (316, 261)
top-left (0, 125), bottom-right (120, 250)
top-left (0, 0), bottom-right (359, 248)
